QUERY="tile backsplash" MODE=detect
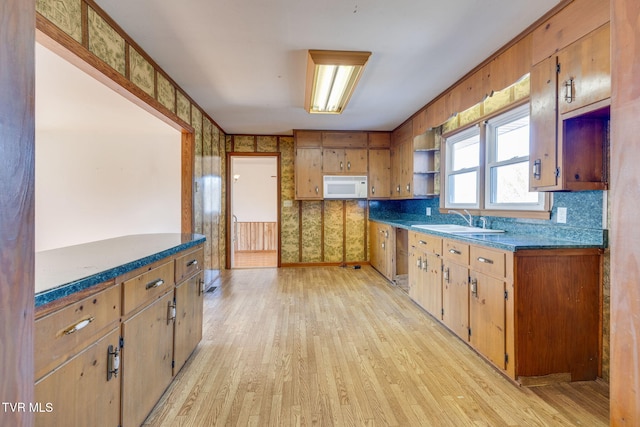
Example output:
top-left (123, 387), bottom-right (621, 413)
top-left (369, 191), bottom-right (607, 246)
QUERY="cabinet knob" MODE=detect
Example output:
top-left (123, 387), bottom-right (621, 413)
top-left (371, 186), bottom-right (375, 194)
top-left (347, 161), bottom-right (351, 170)
top-left (340, 161), bottom-right (344, 170)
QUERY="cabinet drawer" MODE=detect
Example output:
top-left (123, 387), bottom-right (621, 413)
top-left (35, 284), bottom-right (121, 381)
top-left (443, 239), bottom-right (469, 265)
top-left (409, 231), bottom-right (442, 256)
top-left (175, 246), bottom-right (204, 283)
top-left (122, 261), bottom-right (174, 315)
top-left (470, 246), bottom-right (506, 278)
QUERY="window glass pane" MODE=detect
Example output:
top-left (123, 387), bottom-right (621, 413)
top-left (449, 172), bottom-right (477, 204)
top-left (451, 134), bottom-right (479, 171)
top-left (495, 116), bottom-right (529, 162)
top-left (491, 162), bottom-right (539, 204)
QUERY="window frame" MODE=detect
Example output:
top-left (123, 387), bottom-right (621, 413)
top-left (444, 125), bottom-right (481, 210)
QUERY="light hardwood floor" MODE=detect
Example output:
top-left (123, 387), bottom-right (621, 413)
top-left (144, 266), bottom-right (609, 426)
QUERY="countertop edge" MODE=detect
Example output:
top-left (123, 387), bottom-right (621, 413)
top-left (35, 234), bottom-right (206, 307)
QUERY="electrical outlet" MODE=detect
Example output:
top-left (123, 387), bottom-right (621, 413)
top-left (283, 200), bottom-right (293, 208)
top-left (557, 207), bottom-right (567, 224)
top-left (426, 207), bottom-right (431, 216)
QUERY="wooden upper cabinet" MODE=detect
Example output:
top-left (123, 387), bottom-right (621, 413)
top-left (412, 109), bottom-right (429, 137)
top-left (322, 131), bottom-right (367, 148)
top-left (293, 130), bottom-right (322, 147)
top-left (530, 24), bottom-right (610, 192)
top-left (489, 34), bottom-right (532, 93)
top-left (530, 56), bottom-right (559, 190)
top-left (295, 147), bottom-right (323, 199)
top-left (368, 149), bottom-right (391, 199)
top-left (392, 120), bottom-right (413, 148)
top-left (323, 148), bottom-right (367, 174)
top-left (557, 22), bottom-right (610, 115)
top-left (368, 132), bottom-right (391, 148)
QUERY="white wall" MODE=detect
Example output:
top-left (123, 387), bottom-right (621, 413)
top-left (35, 44), bottom-right (181, 251)
top-left (231, 157), bottom-right (278, 223)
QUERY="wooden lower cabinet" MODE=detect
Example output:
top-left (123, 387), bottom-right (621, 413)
top-left (406, 232), bottom-right (601, 384)
top-left (121, 291), bottom-right (175, 426)
top-left (35, 327), bottom-right (121, 427)
top-left (174, 271), bottom-right (204, 374)
top-left (369, 221), bottom-right (394, 281)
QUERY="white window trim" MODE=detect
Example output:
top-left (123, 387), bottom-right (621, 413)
top-left (445, 125), bottom-right (481, 210)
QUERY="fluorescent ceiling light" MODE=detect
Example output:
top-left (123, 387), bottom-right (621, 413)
top-left (304, 50), bottom-right (371, 114)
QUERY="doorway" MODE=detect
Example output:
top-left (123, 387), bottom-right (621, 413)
top-left (229, 154), bottom-right (280, 268)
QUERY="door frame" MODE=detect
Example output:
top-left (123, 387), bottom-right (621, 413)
top-left (225, 152), bottom-right (281, 269)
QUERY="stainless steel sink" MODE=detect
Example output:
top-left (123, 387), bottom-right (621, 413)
top-left (412, 224), bottom-right (505, 234)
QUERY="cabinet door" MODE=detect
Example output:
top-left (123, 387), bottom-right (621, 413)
top-left (344, 149), bottom-right (368, 174)
top-left (530, 56), bottom-right (559, 190)
top-left (442, 261), bottom-right (469, 341)
top-left (368, 149), bottom-right (390, 199)
top-left (369, 222), bottom-right (380, 271)
top-left (408, 245), bottom-right (422, 304)
top-left (557, 23), bottom-right (610, 115)
top-left (401, 140), bottom-right (414, 197)
top-left (295, 148), bottom-right (323, 199)
top-left (469, 272), bottom-right (506, 369)
top-left (35, 328), bottom-right (121, 427)
top-left (121, 292), bottom-right (175, 427)
top-left (390, 144), bottom-right (403, 198)
top-left (322, 148), bottom-right (344, 174)
top-left (174, 272), bottom-right (204, 374)
top-left (422, 252), bottom-right (442, 319)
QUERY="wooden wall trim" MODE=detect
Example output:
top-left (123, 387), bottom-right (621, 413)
top-left (610, 0), bottom-right (640, 422)
top-left (0, 0), bottom-right (35, 425)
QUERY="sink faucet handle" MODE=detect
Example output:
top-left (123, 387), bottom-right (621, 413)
top-left (479, 217), bottom-right (487, 229)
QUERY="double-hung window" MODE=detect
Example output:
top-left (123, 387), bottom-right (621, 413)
top-left (444, 103), bottom-right (547, 215)
top-left (485, 104), bottom-right (544, 211)
top-left (445, 126), bottom-right (481, 209)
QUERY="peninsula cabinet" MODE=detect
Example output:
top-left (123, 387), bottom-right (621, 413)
top-left (295, 147), bottom-right (323, 199)
top-left (370, 221), bottom-right (395, 281)
top-left (121, 261), bottom-right (176, 427)
top-left (530, 23), bottom-right (610, 192)
top-left (173, 247), bottom-right (205, 374)
top-left (34, 283), bottom-right (122, 427)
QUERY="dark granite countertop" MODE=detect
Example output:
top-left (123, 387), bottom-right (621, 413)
top-left (369, 218), bottom-right (604, 252)
top-left (35, 233), bottom-right (206, 307)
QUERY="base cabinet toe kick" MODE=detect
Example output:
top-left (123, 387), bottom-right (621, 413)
top-left (34, 235), bottom-right (205, 427)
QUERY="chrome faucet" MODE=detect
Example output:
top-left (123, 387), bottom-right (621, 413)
top-left (448, 209), bottom-right (473, 227)
top-left (479, 216), bottom-right (487, 229)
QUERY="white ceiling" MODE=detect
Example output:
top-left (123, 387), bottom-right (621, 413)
top-left (91, 0), bottom-right (561, 135)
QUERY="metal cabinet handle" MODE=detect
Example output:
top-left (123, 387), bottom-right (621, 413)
top-left (418, 240), bottom-right (427, 245)
top-left (533, 159), bottom-right (541, 180)
top-left (340, 161), bottom-right (344, 170)
top-left (371, 186), bottom-right (375, 194)
top-left (107, 344), bottom-right (120, 380)
top-left (198, 277), bottom-right (205, 296)
top-left (381, 242), bottom-right (385, 249)
top-left (422, 257), bottom-right (428, 271)
top-left (187, 259), bottom-right (198, 267)
top-left (449, 248), bottom-right (462, 255)
top-left (444, 267), bottom-right (450, 283)
top-left (406, 183), bottom-right (411, 192)
top-left (384, 231), bottom-right (389, 238)
top-left (146, 278), bottom-right (165, 290)
top-left (471, 278), bottom-right (478, 297)
top-left (564, 78), bottom-right (574, 103)
top-left (168, 300), bottom-right (177, 324)
top-left (315, 186), bottom-right (319, 194)
top-left (477, 257), bottom-right (493, 264)
top-left (347, 161), bottom-right (351, 170)
top-left (416, 257), bottom-right (422, 269)
top-left (396, 185), bottom-right (401, 193)
top-left (63, 316), bottom-right (95, 335)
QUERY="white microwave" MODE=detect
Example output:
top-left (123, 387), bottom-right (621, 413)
top-left (323, 175), bottom-right (368, 199)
